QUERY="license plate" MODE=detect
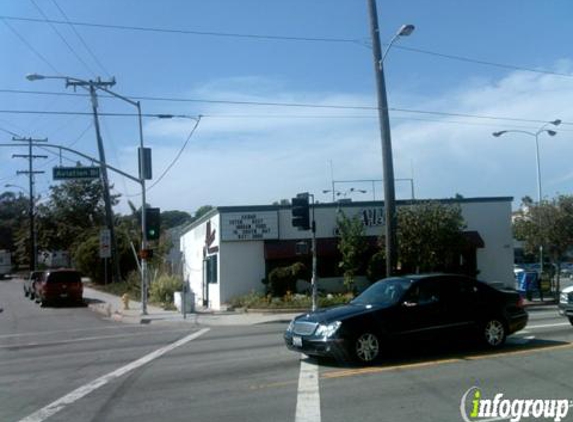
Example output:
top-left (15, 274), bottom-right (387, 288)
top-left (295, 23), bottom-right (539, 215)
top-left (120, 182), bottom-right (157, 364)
top-left (60, 293), bottom-right (68, 298)
top-left (292, 336), bottom-right (303, 347)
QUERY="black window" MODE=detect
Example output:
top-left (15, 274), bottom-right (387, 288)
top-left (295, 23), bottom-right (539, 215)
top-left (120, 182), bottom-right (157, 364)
top-left (405, 280), bottom-right (442, 305)
top-left (47, 272), bottom-right (81, 284)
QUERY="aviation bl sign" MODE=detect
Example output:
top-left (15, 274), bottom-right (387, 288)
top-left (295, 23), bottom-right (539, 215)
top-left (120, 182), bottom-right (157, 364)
top-left (53, 166), bottom-right (100, 180)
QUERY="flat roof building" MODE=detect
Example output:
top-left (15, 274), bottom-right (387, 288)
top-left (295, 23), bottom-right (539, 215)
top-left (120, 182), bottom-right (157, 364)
top-left (180, 197), bottom-right (514, 310)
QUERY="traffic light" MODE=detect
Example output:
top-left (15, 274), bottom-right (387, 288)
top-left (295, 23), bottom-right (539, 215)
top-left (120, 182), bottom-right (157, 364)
top-left (145, 207), bottom-right (160, 240)
top-left (291, 194), bottom-right (310, 230)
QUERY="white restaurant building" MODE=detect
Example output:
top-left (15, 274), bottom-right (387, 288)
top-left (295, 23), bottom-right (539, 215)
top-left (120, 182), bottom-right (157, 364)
top-left (179, 197), bottom-right (514, 310)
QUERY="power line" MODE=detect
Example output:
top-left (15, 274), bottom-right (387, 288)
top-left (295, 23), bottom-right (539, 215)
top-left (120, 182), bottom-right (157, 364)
top-left (1, 15), bottom-right (571, 79)
top-left (124, 116), bottom-right (202, 197)
top-left (49, 0), bottom-right (111, 78)
top-left (28, 0), bottom-right (97, 77)
top-left (0, 15), bottom-right (358, 44)
top-left (0, 107), bottom-right (570, 127)
top-left (1, 18), bottom-right (60, 74)
top-left (146, 116), bottom-right (202, 191)
top-left (2, 88), bottom-right (571, 126)
top-left (393, 45), bottom-right (573, 79)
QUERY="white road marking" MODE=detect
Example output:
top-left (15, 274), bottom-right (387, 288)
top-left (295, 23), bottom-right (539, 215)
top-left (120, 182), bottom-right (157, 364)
top-left (0, 324), bottom-right (149, 339)
top-left (527, 322), bottom-right (571, 329)
top-left (0, 328), bottom-right (194, 349)
top-left (527, 311), bottom-right (560, 318)
top-left (16, 328), bottom-right (210, 422)
top-left (295, 355), bottom-right (321, 422)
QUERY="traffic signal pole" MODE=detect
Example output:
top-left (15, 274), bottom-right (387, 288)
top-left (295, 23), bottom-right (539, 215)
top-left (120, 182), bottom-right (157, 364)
top-left (310, 194), bottom-right (318, 312)
top-left (292, 192), bottom-right (318, 311)
top-left (137, 101), bottom-right (149, 315)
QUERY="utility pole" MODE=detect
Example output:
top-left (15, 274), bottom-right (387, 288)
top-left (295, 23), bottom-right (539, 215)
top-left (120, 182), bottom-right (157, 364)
top-left (367, 0), bottom-right (398, 276)
top-left (12, 137), bottom-right (47, 271)
top-left (66, 78), bottom-right (122, 284)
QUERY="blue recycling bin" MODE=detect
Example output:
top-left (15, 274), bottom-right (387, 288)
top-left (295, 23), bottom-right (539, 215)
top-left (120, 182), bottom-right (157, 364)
top-left (516, 271), bottom-right (538, 299)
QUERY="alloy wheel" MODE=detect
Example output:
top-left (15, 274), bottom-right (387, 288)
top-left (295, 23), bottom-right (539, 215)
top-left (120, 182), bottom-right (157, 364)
top-left (355, 333), bottom-right (380, 363)
top-left (484, 319), bottom-right (505, 347)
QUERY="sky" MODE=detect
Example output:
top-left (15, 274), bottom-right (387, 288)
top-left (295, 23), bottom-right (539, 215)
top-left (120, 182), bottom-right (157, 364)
top-left (1, 0), bottom-right (572, 216)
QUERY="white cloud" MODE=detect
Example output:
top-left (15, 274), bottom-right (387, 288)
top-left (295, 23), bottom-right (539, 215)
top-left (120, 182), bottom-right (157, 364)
top-left (112, 66), bottom-right (573, 214)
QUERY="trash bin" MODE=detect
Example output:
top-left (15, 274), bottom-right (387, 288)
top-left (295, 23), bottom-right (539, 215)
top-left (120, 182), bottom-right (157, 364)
top-left (174, 290), bottom-right (195, 313)
top-left (516, 271), bottom-right (538, 300)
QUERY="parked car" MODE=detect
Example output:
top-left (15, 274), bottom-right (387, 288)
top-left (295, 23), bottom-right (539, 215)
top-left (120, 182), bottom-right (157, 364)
top-left (284, 274), bottom-right (528, 364)
top-left (558, 285), bottom-right (573, 325)
top-left (24, 270), bottom-right (44, 300)
top-left (33, 269), bottom-right (83, 306)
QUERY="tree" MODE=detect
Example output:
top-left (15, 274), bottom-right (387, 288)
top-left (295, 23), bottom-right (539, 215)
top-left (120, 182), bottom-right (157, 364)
top-left (161, 210), bottom-right (192, 230)
top-left (397, 201), bottom-right (466, 273)
top-left (337, 212), bottom-right (368, 293)
top-left (193, 205), bottom-right (214, 221)
top-left (72, 223), bottom-right (137, 283)
top-left (33, 179), bottom-right (119, 252)
top-left (0, 192), bottom-right (28, 254)
top-left (513, 195), bottom-right (573, 296)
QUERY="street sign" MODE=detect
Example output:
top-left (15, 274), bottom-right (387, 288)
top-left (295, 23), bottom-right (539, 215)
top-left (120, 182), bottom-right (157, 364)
top-left (53, 166), bottom-right (100, 180)
top-left (99, 229), bottom-right (111, 259)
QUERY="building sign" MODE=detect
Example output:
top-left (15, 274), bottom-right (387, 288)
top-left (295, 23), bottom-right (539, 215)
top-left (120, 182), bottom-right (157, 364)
top-left (221, 212), bottom-right (278, 241)
top-left (360, 207), bottom-right (385, 227)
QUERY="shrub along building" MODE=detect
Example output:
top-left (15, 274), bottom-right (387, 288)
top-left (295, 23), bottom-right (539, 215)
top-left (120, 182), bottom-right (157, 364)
top-left (179, 197), bottom-right (514, 310)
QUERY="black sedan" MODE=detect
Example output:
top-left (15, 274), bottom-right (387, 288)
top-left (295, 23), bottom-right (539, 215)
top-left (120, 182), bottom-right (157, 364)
top-left (284, 274), bottom-right (528, 364)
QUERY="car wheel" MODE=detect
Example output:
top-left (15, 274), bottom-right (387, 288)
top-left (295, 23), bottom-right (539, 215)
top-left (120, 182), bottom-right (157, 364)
top-left (353, 332), bottom-right (380, 364)
top-left (568, 317), bottom-right (573, 326)
top-left (482, 318), bottom-right (506, 348)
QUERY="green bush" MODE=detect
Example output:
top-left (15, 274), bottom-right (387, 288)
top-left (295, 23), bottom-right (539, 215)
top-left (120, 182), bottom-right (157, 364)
top-left (268, 262), bottom-right (309, 296)
top-left (149, 274), bottom-right (183, 306)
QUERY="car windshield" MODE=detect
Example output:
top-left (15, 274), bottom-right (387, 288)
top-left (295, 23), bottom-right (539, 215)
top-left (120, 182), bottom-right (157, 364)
top-left (351, 278), bottom-right (413, 306)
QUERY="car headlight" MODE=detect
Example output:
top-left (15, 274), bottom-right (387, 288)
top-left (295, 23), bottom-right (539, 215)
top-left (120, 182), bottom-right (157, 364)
top-left (286, 319), bottom-right (295, 333)
top-left (560, 293), bottom-right (569, 304)
top-left (315, 321), bottom-right (341, 338)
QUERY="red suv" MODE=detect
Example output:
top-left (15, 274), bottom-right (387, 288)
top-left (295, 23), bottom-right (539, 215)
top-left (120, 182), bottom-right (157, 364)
top-left (33, 269), bottom-right (83, 306)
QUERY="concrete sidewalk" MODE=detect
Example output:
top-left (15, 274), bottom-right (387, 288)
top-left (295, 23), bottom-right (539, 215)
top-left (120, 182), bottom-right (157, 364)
top-left (83, 286), bottom-right (300, 326)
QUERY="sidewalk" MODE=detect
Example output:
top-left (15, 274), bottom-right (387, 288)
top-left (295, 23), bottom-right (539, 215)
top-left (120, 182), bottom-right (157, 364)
top-left (83, 286), bottom-right (300, 326)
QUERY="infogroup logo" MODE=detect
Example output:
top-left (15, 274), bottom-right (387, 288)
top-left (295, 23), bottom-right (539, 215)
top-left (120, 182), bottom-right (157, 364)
top-left (460, 387), bottom-right (571, 422)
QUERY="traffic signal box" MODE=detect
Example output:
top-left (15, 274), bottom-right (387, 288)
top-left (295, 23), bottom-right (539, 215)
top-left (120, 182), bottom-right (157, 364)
top-left (291, 195), bottom-right (310, 230)
top-left (145, 207), bottom-right (161, 240)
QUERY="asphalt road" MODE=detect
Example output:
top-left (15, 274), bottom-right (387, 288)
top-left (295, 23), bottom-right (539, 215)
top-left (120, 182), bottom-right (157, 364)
top-left (2, 277), bottom-right (573, 422)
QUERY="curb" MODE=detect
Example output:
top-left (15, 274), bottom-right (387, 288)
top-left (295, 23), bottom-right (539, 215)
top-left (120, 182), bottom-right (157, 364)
top-left (88, 302), bottom-right (113, 318)
top-left (245, 308), bottom-right (309, 314)
top-left (524, 301), bottom-right (558, 309)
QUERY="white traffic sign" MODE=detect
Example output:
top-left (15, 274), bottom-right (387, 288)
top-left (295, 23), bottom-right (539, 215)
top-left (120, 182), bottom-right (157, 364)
top-left (99, 229), bottom-right (111, 259)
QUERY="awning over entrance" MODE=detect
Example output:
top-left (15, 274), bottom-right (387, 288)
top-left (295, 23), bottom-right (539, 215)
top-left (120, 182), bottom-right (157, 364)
top-left (463, 231), bottom-right (485, 248)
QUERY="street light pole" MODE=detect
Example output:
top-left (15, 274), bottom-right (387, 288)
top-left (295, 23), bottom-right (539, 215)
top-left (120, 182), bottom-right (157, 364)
top-left (367, 1), bottom-right (415, 276)
top-left (492, 119), bottom-right (561, 282)
top-left (367, 0), bottom-right (396, 277)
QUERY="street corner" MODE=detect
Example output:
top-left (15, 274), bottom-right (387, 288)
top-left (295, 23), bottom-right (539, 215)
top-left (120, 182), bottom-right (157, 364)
top-left (87, 301), bottom-right (113, 318)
